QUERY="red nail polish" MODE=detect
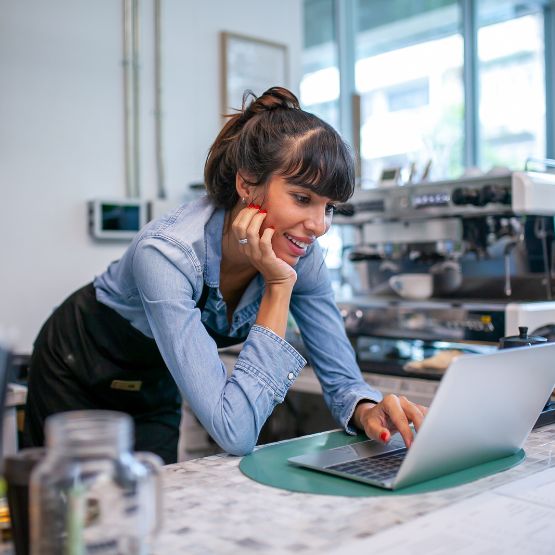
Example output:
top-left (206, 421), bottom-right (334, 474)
top-left (259, 209), bottom-right (267, 214)
top-left (380, 431), bottom-right (388, 442)
top-left (248, 203), bottom-right (255, 208)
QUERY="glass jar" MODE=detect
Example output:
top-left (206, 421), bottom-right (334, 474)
top-left (30, 410), bottom-right (162, 555)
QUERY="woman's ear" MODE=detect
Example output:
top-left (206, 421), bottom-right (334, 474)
top-left (235, 172), bottom-right (252, 201)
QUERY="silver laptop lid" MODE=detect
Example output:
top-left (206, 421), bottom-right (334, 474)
top-left (394, 342), bottom-right (555, 488)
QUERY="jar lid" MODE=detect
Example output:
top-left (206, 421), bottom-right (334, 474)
top-left (499, 326), bottom-right (548, 349)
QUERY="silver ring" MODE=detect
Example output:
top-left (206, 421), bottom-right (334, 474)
top-left (238, 238), bottom-right (248, 245)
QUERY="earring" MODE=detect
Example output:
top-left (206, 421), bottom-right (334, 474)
top-left (241, 197), bottom-right (247, 204)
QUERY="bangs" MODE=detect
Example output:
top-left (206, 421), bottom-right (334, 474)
top-left (279, 127), bottom-right (355, 203)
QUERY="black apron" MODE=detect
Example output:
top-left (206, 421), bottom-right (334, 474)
top-left (24, 283), bottom-right (246, 464)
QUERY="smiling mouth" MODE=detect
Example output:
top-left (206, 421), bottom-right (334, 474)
top-left (284, 233), bottom-right (309, 250)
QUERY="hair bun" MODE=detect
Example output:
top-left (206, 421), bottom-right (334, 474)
top-left (242, 86), bottom-right (300, 115)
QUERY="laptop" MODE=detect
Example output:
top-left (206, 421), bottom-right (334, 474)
top-left (288, 342), bottom-right (555, 490)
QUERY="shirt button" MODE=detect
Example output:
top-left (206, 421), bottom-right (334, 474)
top-left (288, 372), bottom-right (295, 380)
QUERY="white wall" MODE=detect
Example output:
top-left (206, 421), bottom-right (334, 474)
top-left (0, 0), bottom-right (302, 352)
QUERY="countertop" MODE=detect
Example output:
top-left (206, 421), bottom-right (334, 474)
top-left (155, 424), bottom-right (555, 554)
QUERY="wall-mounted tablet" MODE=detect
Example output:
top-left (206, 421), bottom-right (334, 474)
top-left (88, 199), bottom-right (147, 240)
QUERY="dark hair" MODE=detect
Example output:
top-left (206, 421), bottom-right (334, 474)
top-left (204, 87), bottom-right (355, 209)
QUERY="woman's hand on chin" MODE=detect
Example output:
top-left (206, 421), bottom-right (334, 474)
top-left (232, 204), bottom-right (297, 288)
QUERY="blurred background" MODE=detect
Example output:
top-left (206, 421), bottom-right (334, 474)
top-left (1, 0), bottom-right (554, 355)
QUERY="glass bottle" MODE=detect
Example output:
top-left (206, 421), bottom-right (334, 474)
top-left (30, 410), bottom-right (162, 555)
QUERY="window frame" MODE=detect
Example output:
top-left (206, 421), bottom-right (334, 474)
top-left (331, 0), bottom-right (555, 174)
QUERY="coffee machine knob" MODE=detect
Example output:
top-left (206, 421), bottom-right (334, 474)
top-left (479, 184), bottom-right (511, 206)
top-left (451, 187), bottom-right (481, 206)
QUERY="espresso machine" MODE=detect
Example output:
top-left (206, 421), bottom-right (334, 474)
top-left (334, 169), bottom-right (555, 384)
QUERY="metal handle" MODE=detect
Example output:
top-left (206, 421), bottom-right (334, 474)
top-left (352, 93), bottom-right (362, 181)
top-left (503, 241), bottom-right (518, 297)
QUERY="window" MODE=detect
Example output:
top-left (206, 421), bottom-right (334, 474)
top-left (477, 1), bottom-right (546, 168)
top-left (301, 0), bottom-right (553, 186)
top-left (386, 78), bottom-right (430, 112)
top-left (302, 0), bottom-right (351, 289)
top-left (301, 0), bottom-right (340, 130)
top-left (355, 0), bottom-right (464, 184)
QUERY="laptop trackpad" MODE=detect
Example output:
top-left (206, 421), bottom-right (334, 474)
top-left (289, 434), bottom-right (406, 468)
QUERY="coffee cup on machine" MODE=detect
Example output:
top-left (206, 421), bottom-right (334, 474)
top-left (389, 273), bottom-right (433, 300)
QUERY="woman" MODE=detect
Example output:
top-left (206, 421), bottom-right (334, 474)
top-left (24, 87), bottom-right (427, 464)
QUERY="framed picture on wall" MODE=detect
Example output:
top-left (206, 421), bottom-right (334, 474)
top-left (221, 31), bottom-right (289, 115)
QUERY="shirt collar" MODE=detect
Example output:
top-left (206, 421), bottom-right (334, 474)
top-left (203, 204), bottom-right (265, 312)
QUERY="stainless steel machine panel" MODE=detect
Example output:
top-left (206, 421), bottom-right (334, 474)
top-left (336, 171), bottom-right (555, 224)
top-left (332, 170), bottom-right (555, 380)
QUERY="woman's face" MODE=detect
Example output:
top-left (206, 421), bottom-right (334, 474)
top-left (252, 176), bottom-right (337, 267)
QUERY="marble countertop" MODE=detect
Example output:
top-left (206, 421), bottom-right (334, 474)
top-left (155, 424), bottom-right (555, 554)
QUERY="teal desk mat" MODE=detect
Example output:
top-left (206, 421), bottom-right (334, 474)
top-left (240, 430), bottom-right (525, 497)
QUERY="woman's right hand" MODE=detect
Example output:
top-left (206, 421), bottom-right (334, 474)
top-left (232, 204), bottom-right (297, 287)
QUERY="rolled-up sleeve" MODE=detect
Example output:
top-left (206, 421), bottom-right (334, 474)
top-left (132, 236), bottom-right (306, 456)
top-left (290, 244), bottom-right (383, 435)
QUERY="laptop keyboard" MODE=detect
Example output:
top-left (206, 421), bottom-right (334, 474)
top-left (326, 448), bottom-right (408, 483)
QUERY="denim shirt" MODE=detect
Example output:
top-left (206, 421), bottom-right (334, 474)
top-left (94, 196), bottom-right (382, 455)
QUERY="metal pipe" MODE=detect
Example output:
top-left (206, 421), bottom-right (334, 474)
top-left (154, 0), bottom-right (166, 199)
top-left (131, 0), bottom-right (141, 198)
top-left (123, 0), bottom-right (134, 197)
top-left (352, 93), bottom-right (361, 182)
top-left (503, 241), bottom-right (515, 297)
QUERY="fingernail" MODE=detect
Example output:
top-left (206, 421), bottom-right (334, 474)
top-left (253, 204), bottom-right (261, 210)
top-left (248, 203), bottom-right (255, 208)
top-left (380, 431), bottom-right (388, 442)
top-left (269, 226), bottom-right (275, 229)
top-left (258, 209), bottom-right (267, 214)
